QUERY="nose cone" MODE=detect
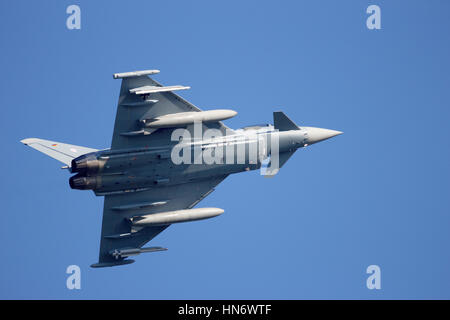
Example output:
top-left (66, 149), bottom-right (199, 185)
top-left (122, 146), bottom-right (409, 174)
top-left (305, 127), bottom-right (343, 145)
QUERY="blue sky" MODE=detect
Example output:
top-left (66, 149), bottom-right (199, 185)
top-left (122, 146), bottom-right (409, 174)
top-left (1, 0), bottom-right (450, 299)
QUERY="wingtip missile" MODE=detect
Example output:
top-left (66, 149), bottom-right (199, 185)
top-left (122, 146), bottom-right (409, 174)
top-left (90, 259), bottom-right (136, 268)
top-left (113, 69), bottom-right (160, 79)
top-left (20, 138), bottom-right (38, 145)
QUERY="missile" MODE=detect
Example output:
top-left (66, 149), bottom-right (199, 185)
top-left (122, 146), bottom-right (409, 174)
top-left (131, 207), bottom-right (224, 227)
top-left (113, 69), bottom-right (160, 79)
top-left (142, 109), bottom-right (237, 128)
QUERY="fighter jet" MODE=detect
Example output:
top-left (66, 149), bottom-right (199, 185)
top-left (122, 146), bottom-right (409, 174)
top-left (21, 69), bottom-right (342, 267)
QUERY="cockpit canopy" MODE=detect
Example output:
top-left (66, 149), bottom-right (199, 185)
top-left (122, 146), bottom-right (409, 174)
top-left (240, 123), bottom-right (272, 131)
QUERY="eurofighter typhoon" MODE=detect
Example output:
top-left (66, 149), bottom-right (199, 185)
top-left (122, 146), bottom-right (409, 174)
top-left (21, 70), bottom-right (342, 268)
